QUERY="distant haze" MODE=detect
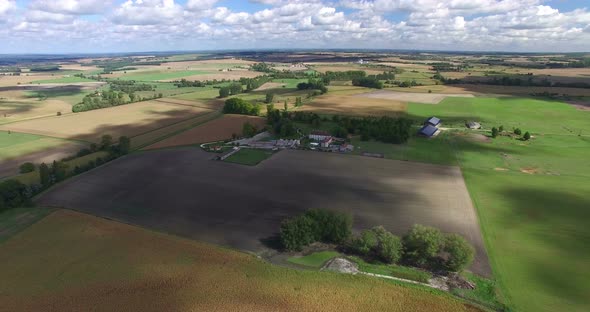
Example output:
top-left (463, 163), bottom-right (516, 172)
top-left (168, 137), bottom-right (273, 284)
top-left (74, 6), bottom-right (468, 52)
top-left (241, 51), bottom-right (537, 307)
top-left (0, 0), bottom-right (589, 53)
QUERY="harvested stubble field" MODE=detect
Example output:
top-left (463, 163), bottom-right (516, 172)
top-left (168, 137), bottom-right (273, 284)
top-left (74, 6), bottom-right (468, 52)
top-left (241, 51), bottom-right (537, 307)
top-left (310, 63), bottom-right (388, 75)
top-left (355, 90), bottom-right (475, 104)
top-left (302, 94), bottom-right (406, 116)
top-left (0, 100), bottom-right (212, 143)
top-left (37, 149), bottom-right (490, 276)
top-left (145, 114), bottom-right (266, 150)
top-left (0, 209), bottom-right (482, 312)
top-left (0, 98), bottom-right (72, 124)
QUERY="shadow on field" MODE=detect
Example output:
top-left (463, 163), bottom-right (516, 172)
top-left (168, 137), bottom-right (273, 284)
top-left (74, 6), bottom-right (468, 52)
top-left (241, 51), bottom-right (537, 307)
top-left (35, 148), bottom-right (492, 275)
top-left (0, 101), bottom-right (38, 115)
top-left (498, 187), bottom-right (590, 303)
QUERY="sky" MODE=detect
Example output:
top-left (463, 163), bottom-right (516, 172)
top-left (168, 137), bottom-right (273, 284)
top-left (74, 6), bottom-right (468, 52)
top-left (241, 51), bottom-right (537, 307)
top-left (0, 0), bottom-right (589, 54)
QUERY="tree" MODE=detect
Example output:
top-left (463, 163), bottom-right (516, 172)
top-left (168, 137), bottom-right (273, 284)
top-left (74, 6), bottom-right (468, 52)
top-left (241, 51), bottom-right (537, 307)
top-left (514, 128), bottom-right (522, 135)
top-left (118, 136), bottom-right (131, 155)
top-left (371, 226), bottom-right (403, 264)
top-left (295, 97), bottom-right (303, 107)
top-left (100, 135), bottom-right (113, 150)
top-left (19, 162), bottom-right (35, 174)
top-left (0, 179), bottom-right (30, 212)
top-left (229, 83), bottom-right (243, 95)
top-left (51, 160), bottom-right (68, 182)
top-left (242, 122), bottom-right (257, 137)
top-left (523, 131), bottom-right (531, 141)
top-left (39, 163), bottom-right (51, 187)
top-left (284, 100), bottom-right (288, 111)
top-left (303, 209), bottom-right (353, 244)
top-left (332, 126), bottom-right (348, 138)
top-left (351, 229), bottom-right (378, 256)
top-left (499, 125), bottom-right (504, 132)
top-left (491, 127), bottom-right (499, 138)
top-left (265, 93), bottom-right (274, 104)
top-left (219, 86), bottom-right (230, 98)
top-left (403, 224), bottom-right (443, 267)
top-left (280, 215), bottom-right (315, 251)
top-left (443, 234), bottom-right (475, 272)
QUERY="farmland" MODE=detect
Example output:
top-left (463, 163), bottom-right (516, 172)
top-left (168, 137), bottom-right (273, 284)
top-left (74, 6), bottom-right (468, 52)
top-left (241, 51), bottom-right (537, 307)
top-left (1, 50), bottom-right (590, 312)
top-left (0, 100), bottom-right (213, 143)
top-left (145, 114), bottom-right (266, 150)
top-left (0, 209), bottom-right (481, 312)
top-left (36, 149), bottom-right (490, 276)
top-left (0, 131), bottom-right (85, 178)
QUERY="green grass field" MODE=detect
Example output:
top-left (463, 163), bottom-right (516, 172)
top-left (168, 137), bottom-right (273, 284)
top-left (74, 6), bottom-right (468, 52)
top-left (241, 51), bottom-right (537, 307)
top-left (287, 251), bottom-right (341, 268)
top-left (224, 148), bottom-right (275, 166)
top-left (116, 70), bottom-right (208, 81)
top-left (0, 132), bottom-right (77, 162)
top-left (404, 97), bottom-right (590, 312)
top-left (31, 76), bottom-right (96, 84)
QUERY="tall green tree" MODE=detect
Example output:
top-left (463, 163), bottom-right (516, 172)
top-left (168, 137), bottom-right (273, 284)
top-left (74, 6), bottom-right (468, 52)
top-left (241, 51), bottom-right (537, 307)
top-left (39, 163), bottom-right (51, 187)
top-left (443, 234), bottom-right (475, 272)
top-left (403, 224), bottom-right (443, 267)
top-left (118, 136), bottom-right (131, 155)
top-left (219, 86), bottom-right (230, 98)
top-left (265, 93), bottom-right (274, 104)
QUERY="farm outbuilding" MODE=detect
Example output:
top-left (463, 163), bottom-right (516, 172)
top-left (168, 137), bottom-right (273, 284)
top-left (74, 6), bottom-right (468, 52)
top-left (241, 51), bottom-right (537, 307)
top-left (419, 125), bottom-right (440, 137)
top-left (425, 117), bottom-right (441, 127)
top-left (309, 130), bottom-right (331, 141)
top-left (466, 121), bottom-right (482, 129)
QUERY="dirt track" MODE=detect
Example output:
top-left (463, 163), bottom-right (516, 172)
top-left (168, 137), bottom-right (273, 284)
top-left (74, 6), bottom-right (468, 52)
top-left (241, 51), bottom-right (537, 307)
top-left (36, 148), bottom-right (491, 276)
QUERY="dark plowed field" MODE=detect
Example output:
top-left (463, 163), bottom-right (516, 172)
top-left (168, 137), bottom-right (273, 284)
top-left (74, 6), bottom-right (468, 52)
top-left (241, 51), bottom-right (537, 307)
top-left (36, 148), bottom-right (491, 276)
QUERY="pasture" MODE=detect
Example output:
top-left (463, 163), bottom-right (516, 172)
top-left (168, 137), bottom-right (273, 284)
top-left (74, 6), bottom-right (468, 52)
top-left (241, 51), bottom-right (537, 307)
top-left (0, 209), bottom-right (482, 312)
top-left (36, 149), bottom-right (490, 276)
top-left (405, 97), bottom-right (590, 312)
top-left (0, 131), bottom-right (85, 178)
top-left (0, 100), bottom-right (213, 143)
top-left (145, 114), bottom-right (266, 150)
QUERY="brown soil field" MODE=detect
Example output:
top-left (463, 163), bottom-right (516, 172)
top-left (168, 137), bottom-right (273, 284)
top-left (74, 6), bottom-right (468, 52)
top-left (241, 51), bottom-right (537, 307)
top-left (57, 64), bottom-right (100, 71)
top-left (0, 209), bottom-right (482, 312)
top-left (145, 114), bottom-right (266, 150)
top-left (0, 100), bottom-right (212, 143)
top-left (0, 74), bottom-right (56, 87)
top-left (567, 101), bottom-right (590, 111)
top-left (151, 97), bottom-right (219, 110)
top-left (354, 90), bottom-right (475, 104)
top-left (255, 82), bottom-right (286, 91)
top-left (302, 95), bottom-right (407, 116)
top-left (37, 149), bottom-right (490, 276)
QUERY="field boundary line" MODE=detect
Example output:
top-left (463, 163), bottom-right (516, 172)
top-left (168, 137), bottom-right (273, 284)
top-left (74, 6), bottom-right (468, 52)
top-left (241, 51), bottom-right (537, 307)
top-left (131, 111), bottom-right (222, 150)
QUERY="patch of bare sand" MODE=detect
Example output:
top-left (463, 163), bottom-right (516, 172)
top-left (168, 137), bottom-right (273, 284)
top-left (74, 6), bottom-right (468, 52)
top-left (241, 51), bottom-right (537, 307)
top-left (255, 82), bottom-right (286, 91)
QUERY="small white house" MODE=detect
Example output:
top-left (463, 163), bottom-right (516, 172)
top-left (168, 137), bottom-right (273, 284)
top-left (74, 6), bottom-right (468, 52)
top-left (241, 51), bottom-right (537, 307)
top-left (309, 130), bottom-right (331, 141)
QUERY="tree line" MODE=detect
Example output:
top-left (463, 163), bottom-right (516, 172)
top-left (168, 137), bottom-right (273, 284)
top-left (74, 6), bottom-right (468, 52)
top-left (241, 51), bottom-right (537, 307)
top-left (280, 209), bottom-right (475, 273)
top-left (222, 98), bottom-right (260, 116)
top-left (2, 135), bottom-right (131, 214)
top-left (73, 81), bottom-right (163, 112)
top-left (332, 115), bottom-right (413, 144)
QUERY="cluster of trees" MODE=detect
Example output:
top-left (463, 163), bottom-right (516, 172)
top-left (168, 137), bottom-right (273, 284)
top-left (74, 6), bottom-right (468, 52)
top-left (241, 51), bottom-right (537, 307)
top-left (266, 104), bottom-right (297, 137)
top-left (73, 90), bottom-right (163, 112)
top-left (395, 80), bottom-right (422, 88)
top-left (352, 77), bottom-right (383, 89)
top-left (219, 83), bottom-right (243, 98)
top-left (29, 65), bottom-right (60, 72)
top-left (280, 209), bottom-right (475, 272)
top-left (250, 62), bottom-right (274, 73)
top-left (323, 70), bottom-right (367, 82)
top-left (242, 122), bottom-right (259, 137)
top-left (109, 80), bottom-right (154, 93)
top-left (430, 63), bottom-right (470, 72)
top-left (0, 179), bottom-right (32, 212)
top-left (9, 135), bottom-right (131, 211)
top-left (333, 115), bottom-right (413, 144)
top-left (297, 78), bottom-right (328, 94)
top-left (223, 98), bottom-right (260, 116)
top-left (438, 73), bottom-right (590, 89)
top-left (280, 209), bottom-right (353, 251)
top-left (491, 126), bottom-right (531, 141)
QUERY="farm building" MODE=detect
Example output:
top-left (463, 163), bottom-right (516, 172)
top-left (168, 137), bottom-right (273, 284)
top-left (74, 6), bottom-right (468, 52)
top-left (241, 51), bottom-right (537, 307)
top-left (309, 130), bottom-right (331, 141)
top-left (425, 117), bottom-right (441, 127)
top-left (419, 125), bottom-right (440, 138)
top-left (321, 137), bottom-right (333, 148)
top-left (466, 121), bottom-right (482, 129)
